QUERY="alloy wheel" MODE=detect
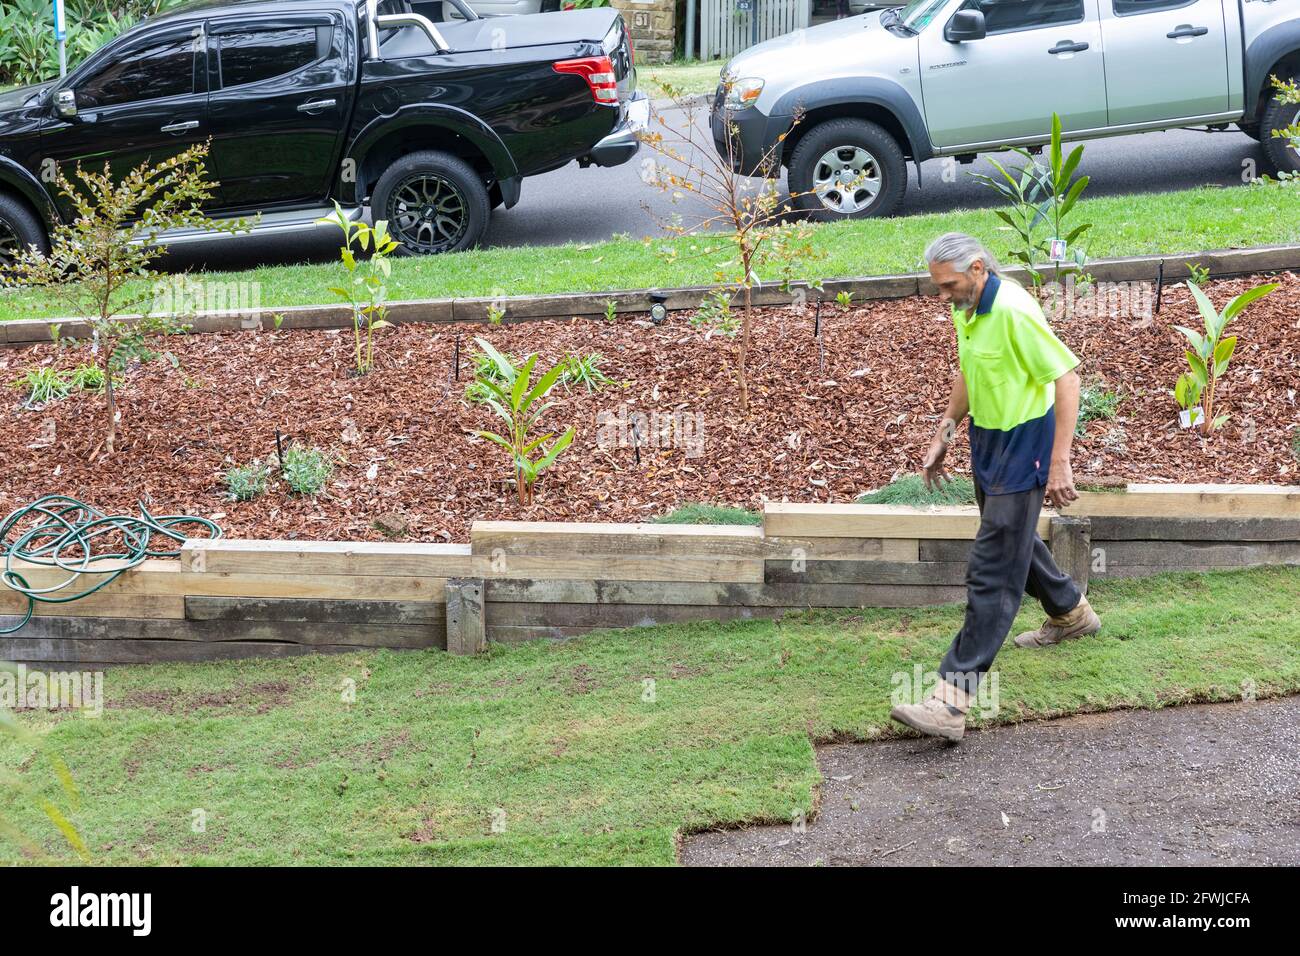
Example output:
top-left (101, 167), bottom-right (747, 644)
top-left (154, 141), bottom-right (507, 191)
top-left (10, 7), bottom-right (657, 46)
top-left (388, 174), bottom-right (470, 254)
top-left (812, 145), bottom-right (882, 215)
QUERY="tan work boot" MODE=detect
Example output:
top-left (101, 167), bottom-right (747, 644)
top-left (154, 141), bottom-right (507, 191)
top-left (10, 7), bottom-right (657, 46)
top-left (890, 680), bottom-right (973, 742)
top-left (1014, 595), bottom-right (1101, 649)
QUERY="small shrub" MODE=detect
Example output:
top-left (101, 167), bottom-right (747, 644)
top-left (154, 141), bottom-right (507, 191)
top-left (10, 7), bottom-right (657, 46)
top-left (653, 503), bottom-right (761, 526)
top-left (1076, 381), bottom-right (1121, 437)
top-left (859, 474), bottom-right (977, 506)
top-left (224, 459), bottom-right (272, 502)
top-left (464, 344), bottom-right (516, 404)
top-left (14, 367), bottom-right (70, 406)
top-left (690, 290), bottom-right (739, 337)
top-left (560, 353), bottom-right (616, 393)
top-left (13, 363), bottom-right (115, 406)
top-left (835, 290), bottom-right (854, 311)
top-left (279, 445), bottom-right (333, 497)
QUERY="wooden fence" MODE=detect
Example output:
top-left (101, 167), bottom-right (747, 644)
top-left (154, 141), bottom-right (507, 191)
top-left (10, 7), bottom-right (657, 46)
top-left (2, 484), bottom-right (1298, 664)
top-left (699, 0), bottom-right (810, 62)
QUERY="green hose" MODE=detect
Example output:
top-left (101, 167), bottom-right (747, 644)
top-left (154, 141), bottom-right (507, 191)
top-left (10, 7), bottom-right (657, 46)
top-left (0, 495), bottom-right (223, 635)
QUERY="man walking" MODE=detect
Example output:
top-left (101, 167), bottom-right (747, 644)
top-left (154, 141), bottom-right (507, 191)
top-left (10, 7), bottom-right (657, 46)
top-left (890, 233), bottom-right (1101, 742)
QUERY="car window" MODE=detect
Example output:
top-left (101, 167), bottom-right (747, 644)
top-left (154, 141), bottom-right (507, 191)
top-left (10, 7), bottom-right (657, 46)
top-left (1113, 0), bottom-right (1196, 14)
top-left (900, 0), bottom-right (952, 31)
top-left (959, 0), bottom-right (1085, 34)
top-left (76, 33), bottom-right (196, 108)
top-left (218, 26), bottom-right (331, 89)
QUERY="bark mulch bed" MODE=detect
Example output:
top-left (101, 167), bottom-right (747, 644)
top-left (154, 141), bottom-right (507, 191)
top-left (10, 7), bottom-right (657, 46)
top-left (2, 272), bottom-right (1298, 543)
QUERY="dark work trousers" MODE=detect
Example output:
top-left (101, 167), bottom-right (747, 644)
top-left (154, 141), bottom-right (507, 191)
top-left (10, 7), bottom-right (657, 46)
top-left (938, 481), bottom-right (1082, 697)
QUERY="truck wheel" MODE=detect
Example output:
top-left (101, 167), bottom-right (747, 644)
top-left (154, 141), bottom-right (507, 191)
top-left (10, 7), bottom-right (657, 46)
top-left (788, 119), bottom-right (907, 221)
top-left (0, 193), bottom-right (48, 269)
top-left (1260, 83), bottom-right (1300, 176)
top-left (372, 152), bottom-right (491, 256)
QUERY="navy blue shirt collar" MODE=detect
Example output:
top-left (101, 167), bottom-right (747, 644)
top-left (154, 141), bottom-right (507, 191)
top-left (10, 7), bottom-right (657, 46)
top-left (974, 271), bottom-right (1000, 317)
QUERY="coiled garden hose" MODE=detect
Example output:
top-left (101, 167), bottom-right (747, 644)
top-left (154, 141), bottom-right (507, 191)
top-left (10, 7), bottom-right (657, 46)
top-left (0, 495), bottom-right (223, 635)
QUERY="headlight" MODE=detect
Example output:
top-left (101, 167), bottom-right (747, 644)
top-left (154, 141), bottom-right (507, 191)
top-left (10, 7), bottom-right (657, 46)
top-left (723, 77), bottom-right (764, 109)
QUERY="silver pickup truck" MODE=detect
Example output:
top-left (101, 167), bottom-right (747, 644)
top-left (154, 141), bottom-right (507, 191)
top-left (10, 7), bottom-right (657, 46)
top-left (711, 0), bottom-right (1300, 219)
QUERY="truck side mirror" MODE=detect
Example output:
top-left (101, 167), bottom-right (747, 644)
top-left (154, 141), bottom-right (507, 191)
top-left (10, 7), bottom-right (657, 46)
top-left (945, 10), bottom-right (987, 42)
top-left (55, 89), bottom-right (78, 120)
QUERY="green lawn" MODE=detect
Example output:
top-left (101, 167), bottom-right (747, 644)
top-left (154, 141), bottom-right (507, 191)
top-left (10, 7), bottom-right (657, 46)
top-left (640, 59), bottom-right (727, 99)
top-left (3, 182), bottom-right (1297, 323)
top-left (3, 565), bottom-right (1297, 865)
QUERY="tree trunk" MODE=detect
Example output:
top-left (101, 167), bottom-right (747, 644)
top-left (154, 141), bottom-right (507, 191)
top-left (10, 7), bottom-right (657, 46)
top-left (103, 356), bottom-right (117, 456)
top-left (738, 283), bottom-right (752, 413)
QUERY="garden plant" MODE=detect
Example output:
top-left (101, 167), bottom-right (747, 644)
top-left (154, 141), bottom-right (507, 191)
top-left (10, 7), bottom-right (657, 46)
top-left (1, 143), bottom-right (250, 456)
top-left (1175, 279), bottom-right (1279, 435)
top-left (319, 203), bottom-right (401, 377)
top-left (470, 337), bottom-right (574, 505)
top-left (970, 113), bottom-right (1092, 291)
top-left (639, 80), bottom-right (823, 412)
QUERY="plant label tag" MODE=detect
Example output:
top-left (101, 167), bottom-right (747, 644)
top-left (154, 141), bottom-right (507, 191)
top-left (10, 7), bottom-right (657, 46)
top-left (1179, 406), bottom-right (1203, 429)
top-left (1049, 238), bottom-right (1067, 261)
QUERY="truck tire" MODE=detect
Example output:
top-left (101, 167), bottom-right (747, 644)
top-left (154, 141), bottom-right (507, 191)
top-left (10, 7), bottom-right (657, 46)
top-left (787, 119), bottom-right (907, 222)
top-left (0, 192), bottom-right (48, 269)
top-left (1260, 82), bottom-right (1300, 176)
top-left (372, 151), bottom-right (491, 256)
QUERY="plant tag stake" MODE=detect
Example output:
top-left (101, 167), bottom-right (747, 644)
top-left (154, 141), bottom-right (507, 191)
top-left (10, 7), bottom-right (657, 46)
top-left (453, 336), bottom-right (461, 382)
top-left (813, 299), bottom-right (822, 338)
top-left (1048, 238), bottom-right (1067, 261)
top-left (1155, 259), bottom-right (1165, 314)
top-left (630, 416), bottom-right (642, 465)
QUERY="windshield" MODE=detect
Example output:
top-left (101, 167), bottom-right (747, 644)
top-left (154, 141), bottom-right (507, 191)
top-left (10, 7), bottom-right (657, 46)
top-left (896, 0), bottom-right (952, 32)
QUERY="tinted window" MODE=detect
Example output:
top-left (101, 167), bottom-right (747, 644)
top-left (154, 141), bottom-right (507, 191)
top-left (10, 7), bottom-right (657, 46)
top-left (77, 34), bottom-right (195, 107)
top-left (218, 26), bottom-right (330, 88)
top-left (1113, 0), bottom-right (1195, 14)
top-left (960, 0), bottom-right (1085, 34)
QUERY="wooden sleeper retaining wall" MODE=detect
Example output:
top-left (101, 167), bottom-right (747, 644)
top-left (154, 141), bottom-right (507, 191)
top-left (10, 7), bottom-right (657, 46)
top-left (1, 484), bottom-right (1297, 663)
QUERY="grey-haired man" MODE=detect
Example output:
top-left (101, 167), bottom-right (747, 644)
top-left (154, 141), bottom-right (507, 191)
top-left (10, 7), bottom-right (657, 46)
top-left (890, 233), bottom-right (1101, 742)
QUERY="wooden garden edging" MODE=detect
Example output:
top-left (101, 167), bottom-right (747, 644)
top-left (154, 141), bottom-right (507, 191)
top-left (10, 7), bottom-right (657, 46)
top-left (3, 242), bottom-right (1299, 347)
top-left (1, 484), bottom-right (1298, 664)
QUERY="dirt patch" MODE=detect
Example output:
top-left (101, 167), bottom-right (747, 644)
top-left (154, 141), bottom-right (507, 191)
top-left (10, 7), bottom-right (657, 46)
top-left (110, 678), bottom-right (305, 715)
top-left (2, 273), bottom-right (1297, 542)
top-left (680, 695), bottom-right (1300, 866)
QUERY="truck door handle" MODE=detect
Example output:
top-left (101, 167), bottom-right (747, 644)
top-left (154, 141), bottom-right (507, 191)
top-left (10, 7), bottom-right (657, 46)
top-left (297, 99), bottom-right (337, 113)
top-left (1167, 25), bottom-right (1209, 38)
top-left (1048, 41), bottom-right (1089, 54)
top-left (160, 120), bottom-right (199, 134)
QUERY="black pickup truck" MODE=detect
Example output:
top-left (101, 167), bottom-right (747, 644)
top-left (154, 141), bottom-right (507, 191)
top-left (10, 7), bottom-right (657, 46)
top-left (0, 0), bottom-right (646, 262)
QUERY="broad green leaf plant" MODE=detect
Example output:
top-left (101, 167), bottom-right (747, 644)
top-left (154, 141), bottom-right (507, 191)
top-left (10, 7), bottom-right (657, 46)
top-left (970, 113), bottom-right (1091, 289)
top-left (470, 338), bottom-right (574, 506)
top-left (1174, 280), bottom-right (1279, 435)
top-left (319, 203), bottom-right (401, 376)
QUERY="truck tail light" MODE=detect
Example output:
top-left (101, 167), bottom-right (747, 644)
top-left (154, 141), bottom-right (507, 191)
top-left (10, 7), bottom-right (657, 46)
top-left (625, 25), bottom-right (636, 66)
top-left (554, 56), bottom-right (619, 105)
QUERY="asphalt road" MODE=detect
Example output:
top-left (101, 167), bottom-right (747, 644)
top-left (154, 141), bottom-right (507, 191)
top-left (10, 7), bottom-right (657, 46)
top-left (156, 106), bottom-right (1269, 274)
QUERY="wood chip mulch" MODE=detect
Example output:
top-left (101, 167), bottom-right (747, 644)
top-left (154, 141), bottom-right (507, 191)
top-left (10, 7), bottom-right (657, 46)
top-left (2, 271), bottom-right (1298, 543)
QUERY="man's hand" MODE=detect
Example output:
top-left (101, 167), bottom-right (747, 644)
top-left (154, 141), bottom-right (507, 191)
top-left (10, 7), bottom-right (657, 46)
top-left (1045, 456), bottom-right (1078, 510)
top-left (921, 419), bottom-right (957, 492)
